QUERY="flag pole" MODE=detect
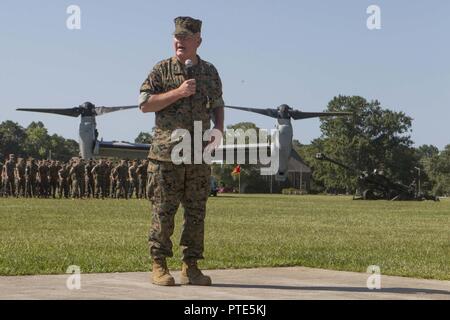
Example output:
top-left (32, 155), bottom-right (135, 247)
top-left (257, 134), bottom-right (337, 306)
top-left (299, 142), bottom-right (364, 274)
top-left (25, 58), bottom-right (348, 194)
top-left (238, 173), bottom-right (241, 194)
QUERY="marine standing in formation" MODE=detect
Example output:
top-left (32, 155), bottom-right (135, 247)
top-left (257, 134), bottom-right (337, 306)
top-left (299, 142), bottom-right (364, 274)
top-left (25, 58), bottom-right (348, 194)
top-left (4, 154), bottom-right (16, 196)
top-left (1, 155), bottom-right (149, 199)
top-left (91, 159), bottom-right (108, 199)
top-left (139, 16), bottom-right (224, 286)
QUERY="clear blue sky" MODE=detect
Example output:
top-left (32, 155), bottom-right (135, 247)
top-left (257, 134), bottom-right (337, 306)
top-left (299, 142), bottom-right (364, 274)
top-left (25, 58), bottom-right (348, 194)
top-left (1, 0), bottom-right (449, 149)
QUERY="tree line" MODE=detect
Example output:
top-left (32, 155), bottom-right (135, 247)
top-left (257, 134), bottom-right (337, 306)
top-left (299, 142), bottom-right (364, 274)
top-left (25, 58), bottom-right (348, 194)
top-left (295, 96), bottom-right (449, 196)
top-left (0, 121), bottom-right (79, 162)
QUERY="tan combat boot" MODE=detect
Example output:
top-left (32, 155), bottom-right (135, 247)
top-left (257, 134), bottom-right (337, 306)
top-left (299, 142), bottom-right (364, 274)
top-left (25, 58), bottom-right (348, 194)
top-left (151, 258), bottom-right (175, 286)
top-left (180, 259), bottom-right (212, 286)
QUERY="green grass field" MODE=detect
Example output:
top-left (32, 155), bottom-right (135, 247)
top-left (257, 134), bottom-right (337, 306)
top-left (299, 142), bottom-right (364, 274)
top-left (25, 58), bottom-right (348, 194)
top-left (0, 195), bottom-right (449, 280)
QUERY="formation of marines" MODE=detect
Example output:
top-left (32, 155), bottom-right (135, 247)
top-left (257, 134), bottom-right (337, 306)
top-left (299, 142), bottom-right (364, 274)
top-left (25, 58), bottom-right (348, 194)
top-left (0, 154), bottom-right (149, 199)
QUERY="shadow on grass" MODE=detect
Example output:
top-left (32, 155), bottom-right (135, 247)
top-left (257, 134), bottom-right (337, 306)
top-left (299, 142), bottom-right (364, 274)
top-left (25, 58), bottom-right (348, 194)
top-left (212, 283), bottom-right (450, 296)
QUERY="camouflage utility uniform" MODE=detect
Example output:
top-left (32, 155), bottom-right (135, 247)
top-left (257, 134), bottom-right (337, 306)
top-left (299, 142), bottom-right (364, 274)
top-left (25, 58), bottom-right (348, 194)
top-left (58, 165), bottom-right (70, 198)
top-left (136, 160), bottom-right (148, 199)
top-left (85, 161), bottom-right (95, 198)
top-left (15, 160), bottom-right (26, 197)
top-left (92, 162), bottom-right (108, 199)
top-left (4, 159), bottom-right (16, 197)
top-left (38, 162), bottom-right (49, 198)
top-left (69, 162), bottom-right (83, 198)
top-left (139, 55), bottom-right (224, 261)
top-left (114, 163), bottom-right (129, 199)
top-left (25, 160), bottom-right (38, 197)
top-left (48, 162), bottom-right (60, 198)
top-left (128, 163), bottom-right (139, 198)
top-left (0, 161), bottom-right (3, 197)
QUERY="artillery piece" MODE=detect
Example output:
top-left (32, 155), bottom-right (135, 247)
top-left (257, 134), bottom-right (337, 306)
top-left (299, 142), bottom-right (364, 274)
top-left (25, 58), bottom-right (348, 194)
top-left (315, 153), bottom-right (438, 201)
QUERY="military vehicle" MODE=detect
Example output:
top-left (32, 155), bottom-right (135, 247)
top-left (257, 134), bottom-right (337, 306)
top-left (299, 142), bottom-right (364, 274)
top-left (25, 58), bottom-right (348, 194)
top-left (225, 104), bottom-right (352, 181)
top-left (315, 153), bottom-right (439, 201)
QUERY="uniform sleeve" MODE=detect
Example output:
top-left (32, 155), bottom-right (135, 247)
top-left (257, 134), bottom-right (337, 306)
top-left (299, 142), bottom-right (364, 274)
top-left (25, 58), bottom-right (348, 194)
top-left (209, 65), bottom-right (225, 110)
top-left (139, 64), bottom-right (164, 108)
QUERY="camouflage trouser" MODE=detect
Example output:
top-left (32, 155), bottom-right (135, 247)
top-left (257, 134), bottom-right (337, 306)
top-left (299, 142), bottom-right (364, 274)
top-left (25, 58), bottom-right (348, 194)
top-left (85, 178), bottom-right (95, 198)
top-left (4, 177), bottom-right (16, 197)
top-left (49, 179), bottom-right (58, 198)
top-left (71, 179), bottom-right (83, 198)
top-left (129, 178), bottom-right (138, 198)
top-left (40, 179), bottom-right (49, 198)
top-left (138, 176), bottom-right (147, 199)
top-left (26, 179), bottom-right (36, 197)
top-left (105, 179), bottom-right (111, 197)
top-left (17, 178), bottom-right (26, 197)
top-left (116, 179), bottom-right (128, 199)
top-left (110, 178), bottom-right (116, 198)
top-left (147, 159), bottom-right (211, 261)
top-left (95, 177), bottom-right (107, 198)
top-left (59, 180), bottom-right (69, 198)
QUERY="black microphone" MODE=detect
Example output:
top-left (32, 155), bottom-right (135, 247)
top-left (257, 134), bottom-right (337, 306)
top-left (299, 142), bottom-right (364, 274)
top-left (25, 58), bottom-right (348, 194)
top-left (185, 59), bottom-right (193, 79)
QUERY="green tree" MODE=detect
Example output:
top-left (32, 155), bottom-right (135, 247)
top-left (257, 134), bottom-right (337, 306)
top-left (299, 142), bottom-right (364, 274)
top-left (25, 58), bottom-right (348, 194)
top-left (135, 131), bottom-right (153, 144)
top-left (293, 139), bottom-right (326, 193)
top-left (0, 121), bottom-right (26, 159)
top-left (413, 144), bottom-right (439, 193)
top-left (0, 120), bottom-right (79, 161)
top-left (305, 95), bottom-right (418, 193)
top-left (421, 145), bottom-right (450, 196)
top-left (48, 134), bottom-right (79, 161)
top-left (23, 121), bottom-right (50, 158)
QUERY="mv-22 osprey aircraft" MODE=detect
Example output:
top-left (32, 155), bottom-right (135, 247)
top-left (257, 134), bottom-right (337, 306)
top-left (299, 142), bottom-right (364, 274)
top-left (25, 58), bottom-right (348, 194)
top-left (17, 102), bottom-right (351, 181)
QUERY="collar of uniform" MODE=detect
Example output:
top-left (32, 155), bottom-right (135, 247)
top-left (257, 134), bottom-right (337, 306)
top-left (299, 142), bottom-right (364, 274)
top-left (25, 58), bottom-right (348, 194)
top-left (171, 55), bottom-right (204, 75)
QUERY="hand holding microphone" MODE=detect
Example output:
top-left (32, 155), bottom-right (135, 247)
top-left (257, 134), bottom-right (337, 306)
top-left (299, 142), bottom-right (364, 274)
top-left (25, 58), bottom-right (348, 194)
top-left (177, 59), bottom-right (196, 98)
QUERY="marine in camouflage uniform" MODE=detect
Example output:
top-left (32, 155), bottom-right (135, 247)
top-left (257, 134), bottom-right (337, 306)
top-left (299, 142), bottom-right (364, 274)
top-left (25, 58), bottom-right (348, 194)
top-left (0, 160), bottom-right (6, 197)
top-left (48, 160), bottom-right (60, 198)
top-left (38, 160), bottom-right (50, 198)
top-left (67, 159), bottom-right (73, 196)
top-left (91, 159), bottom-right (108, 199)
top-left (0, 160), bottom-right (3, 197)
top-left (114, 160), bottom-right (129, 199)
top-left (128, 160), bottom-right (139, 198)
top-left (139, 17), bottom-right (224, 286)
top-left (136, 159), bottom-right (148, 199)
top-left (58, 164), bottom-right (70, 198)
top-left (78, 159), bottom-right (86, 197)
top-left (4, 155), bottom-right (17, 197)
top-left (69, 159), bottom-right (84, 198)
top-left (25, 159), bottom-right (38, 198)
top-left (106, 161), bottom-right (114, 198)
top-left (15, 158), bottom-right (26, 197)
top-left (85, 160), bottom-right (95, 198)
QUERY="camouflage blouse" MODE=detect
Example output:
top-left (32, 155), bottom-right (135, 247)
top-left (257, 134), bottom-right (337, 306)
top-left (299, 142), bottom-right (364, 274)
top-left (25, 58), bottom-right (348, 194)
top-left (139, 56), bottom-right (224, 161)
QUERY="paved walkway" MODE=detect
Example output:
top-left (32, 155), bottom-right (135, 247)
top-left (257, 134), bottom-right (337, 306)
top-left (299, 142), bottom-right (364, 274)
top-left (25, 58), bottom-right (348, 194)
top-left (0, 267), bottom-right (449, 300)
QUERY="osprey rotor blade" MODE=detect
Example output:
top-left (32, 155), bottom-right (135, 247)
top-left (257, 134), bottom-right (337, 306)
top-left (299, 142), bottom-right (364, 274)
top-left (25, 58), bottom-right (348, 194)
top-left (225, 105), bottom-right (279, 119)
top-left (95, 105), bottom-right (139, 116)
top-left (16, 107), bottom-right (81, 117)
top-left (289, 110), bottom-right (353, 120)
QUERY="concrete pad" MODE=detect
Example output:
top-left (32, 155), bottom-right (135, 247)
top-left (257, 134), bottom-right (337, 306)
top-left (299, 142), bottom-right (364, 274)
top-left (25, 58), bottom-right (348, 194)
top-left (0, 267), bottom-right (449, 300)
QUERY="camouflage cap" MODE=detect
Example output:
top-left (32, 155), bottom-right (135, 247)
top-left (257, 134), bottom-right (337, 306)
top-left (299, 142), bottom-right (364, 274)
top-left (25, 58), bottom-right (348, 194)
top-left (174, 16), bottom-right (202, 36)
